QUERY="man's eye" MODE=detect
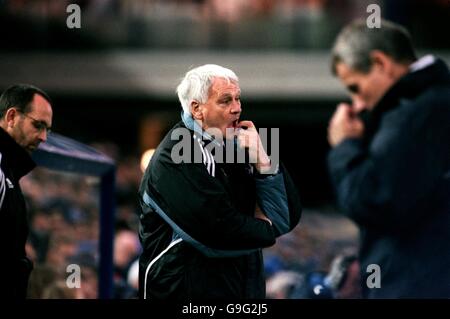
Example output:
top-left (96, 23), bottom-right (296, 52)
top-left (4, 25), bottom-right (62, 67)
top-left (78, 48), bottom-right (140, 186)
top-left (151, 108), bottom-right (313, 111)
top-left (33, 122), bottom-right (47, 131)
top-left (348, 84), bottom-right (359, 94)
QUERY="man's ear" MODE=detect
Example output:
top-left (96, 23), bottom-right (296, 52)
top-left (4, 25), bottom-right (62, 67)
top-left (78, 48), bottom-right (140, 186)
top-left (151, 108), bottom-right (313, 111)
top-left (370, 50), bottom-right (394, 76)
top-left (4, 108), bottom-right (19, 128)
top-left (190, 100), bottom-right (203, 120)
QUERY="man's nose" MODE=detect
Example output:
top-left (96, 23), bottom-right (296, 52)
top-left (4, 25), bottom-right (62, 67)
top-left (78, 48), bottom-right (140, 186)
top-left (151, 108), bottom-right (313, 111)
top-left (38, 129), bottom-right (47, 142)
top-left (352, 96), bottom-right (367, 112)
top-left (231, 100), bottom-right (241, 114)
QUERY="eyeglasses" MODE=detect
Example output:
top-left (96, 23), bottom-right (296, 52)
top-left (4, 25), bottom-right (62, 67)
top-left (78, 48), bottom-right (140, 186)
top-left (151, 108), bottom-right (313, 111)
top-left (18, 111), bottom-right (52, 133)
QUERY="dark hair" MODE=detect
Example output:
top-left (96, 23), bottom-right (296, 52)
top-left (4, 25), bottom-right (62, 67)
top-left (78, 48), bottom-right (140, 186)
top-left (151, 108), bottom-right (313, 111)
top-left (331, 19), bottom-right (417, 75)
top-left (0, 84), bottom-right (52, 118)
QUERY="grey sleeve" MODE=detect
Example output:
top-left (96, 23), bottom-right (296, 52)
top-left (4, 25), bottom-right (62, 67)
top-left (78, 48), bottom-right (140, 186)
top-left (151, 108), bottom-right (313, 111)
top-left (255, 172), bottom-right (290, 236)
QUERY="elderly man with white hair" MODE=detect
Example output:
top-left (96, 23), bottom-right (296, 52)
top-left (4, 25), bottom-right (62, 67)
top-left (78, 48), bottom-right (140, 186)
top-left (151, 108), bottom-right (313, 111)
top-left (137, 64), bottom-right (302, 299)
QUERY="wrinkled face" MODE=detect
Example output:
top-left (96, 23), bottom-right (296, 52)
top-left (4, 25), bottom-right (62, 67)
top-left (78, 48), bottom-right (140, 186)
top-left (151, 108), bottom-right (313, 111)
top-left (194, 77), bottom-right (241, 139)
top-left (336, 62), bottom-right (395, 112)
top-left (10, 94), bottom-right (53, 153)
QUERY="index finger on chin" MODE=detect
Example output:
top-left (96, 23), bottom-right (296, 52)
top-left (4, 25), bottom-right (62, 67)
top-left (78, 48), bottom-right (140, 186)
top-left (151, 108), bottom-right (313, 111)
top-left (236, 120), bottom-right (255, 129)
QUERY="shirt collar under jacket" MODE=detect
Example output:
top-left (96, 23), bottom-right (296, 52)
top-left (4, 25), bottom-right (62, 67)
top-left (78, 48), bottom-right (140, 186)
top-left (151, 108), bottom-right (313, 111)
top-left (409, 54), bottom-right (436, 73)
top-left (181, 111), bottom-right (223, 148)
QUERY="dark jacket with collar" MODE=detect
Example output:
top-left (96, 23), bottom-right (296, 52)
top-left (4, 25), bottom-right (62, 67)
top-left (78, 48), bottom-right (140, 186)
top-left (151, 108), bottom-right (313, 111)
top-left (328, 58), bottom-right (450, 298)
top-left (138, 120), bottom-right (302, 299)
top-left (0, 127), bottom-right (35, 299)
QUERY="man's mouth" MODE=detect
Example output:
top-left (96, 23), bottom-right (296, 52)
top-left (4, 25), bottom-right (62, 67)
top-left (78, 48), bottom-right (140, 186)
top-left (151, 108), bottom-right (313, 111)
top-left (228, 119), bottom-right (238, 128)
top-left (27, 143), bottom-right (39, 152)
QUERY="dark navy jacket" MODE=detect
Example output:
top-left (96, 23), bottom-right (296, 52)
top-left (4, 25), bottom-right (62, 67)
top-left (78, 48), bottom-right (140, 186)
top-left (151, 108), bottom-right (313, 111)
top-left (328, 58), bottom-right (450, 298)
top-left (0, 127), bottom-right (35, 299)
top-left (138, 118), bottom-right (302, 299)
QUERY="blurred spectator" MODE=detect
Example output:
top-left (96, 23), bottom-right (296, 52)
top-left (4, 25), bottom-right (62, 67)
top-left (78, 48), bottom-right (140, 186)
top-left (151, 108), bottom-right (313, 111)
top-left (264, 253), bottom-right (286, 279)
top-left (80, 264), bottom-right (98, 299)
top-left (28, 210), bottom-right (51, 263)
top-left (68, 252), bottom-right (99, 299)
top-left (27, 264), bottom-right (58, 299)
top-left (127, 259), bottom-right (139, 294)
top-left (114, 227), bottom-right (140, 276)
top-left (42, 280), bottom-right (82, 299)
top-left (113, 225), bottom-right (140, 298)
top-left (46, 234), bottom-right (78, 273)
top-left (266, 271), bottom-right (304, 299)
top-left (325, 254), bottom-right (362, 299)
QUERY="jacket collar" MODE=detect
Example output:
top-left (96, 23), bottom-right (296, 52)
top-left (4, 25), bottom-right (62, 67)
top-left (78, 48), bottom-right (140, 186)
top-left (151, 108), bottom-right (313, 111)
top-left (181, 111), bottom-right (222, 148)
top-left (0, 127), bottom-right (36, 179)
top-left (363, 57), bottom-right (450, 142)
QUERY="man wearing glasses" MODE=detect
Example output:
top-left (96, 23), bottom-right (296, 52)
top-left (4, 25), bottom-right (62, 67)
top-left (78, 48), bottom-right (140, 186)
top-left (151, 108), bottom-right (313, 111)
top-left (0, 84), bottom-right (53, 298)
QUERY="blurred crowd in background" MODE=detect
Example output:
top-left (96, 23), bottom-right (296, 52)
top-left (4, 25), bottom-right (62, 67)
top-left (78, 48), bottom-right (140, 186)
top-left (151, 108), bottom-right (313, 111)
top-left (3, 0), bottom-right (448, 299)
top-left (1, 0), bottom-right (449, 50)
top-left (21, 141), bottom-right (359, 299)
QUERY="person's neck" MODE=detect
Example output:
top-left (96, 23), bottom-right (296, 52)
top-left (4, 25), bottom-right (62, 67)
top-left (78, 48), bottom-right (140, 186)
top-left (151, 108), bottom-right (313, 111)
top-left (393, 63), bottom-right (411, 82)
top-left (0, 121), bottom-right (8, 134)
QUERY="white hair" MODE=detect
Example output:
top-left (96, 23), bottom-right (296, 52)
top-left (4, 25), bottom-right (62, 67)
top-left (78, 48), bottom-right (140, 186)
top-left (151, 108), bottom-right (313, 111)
top-left (176, 64), bottom-right (239, 114)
